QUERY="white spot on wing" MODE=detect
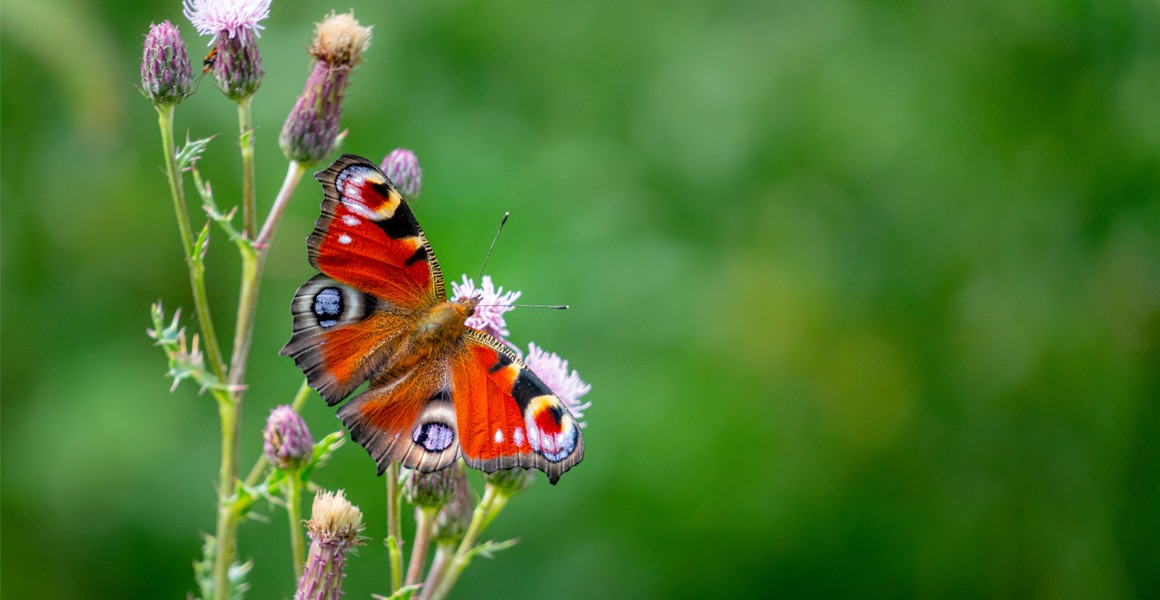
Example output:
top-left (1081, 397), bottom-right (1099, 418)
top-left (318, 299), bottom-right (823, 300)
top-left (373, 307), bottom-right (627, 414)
top-left (494, 429), bottom-right (504, 444)
top-left (342, 215), bottom-right (361, 226)
top-left (338, 234), bottom-right (352, 245)
top-left (513, 427), bottom-right (524, 448)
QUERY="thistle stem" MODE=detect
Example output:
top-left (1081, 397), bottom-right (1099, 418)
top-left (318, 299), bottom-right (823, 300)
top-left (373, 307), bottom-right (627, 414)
top-left (211, 394), bottom-right (240, 600)
top-left (213, 161), bottom-right (304, 600)
top-left (427, 484), bottom-right (510, 600)
top-left (419, 544), bottom-right (453, 600)
top-left (406, 507), bottom-right (438, 587)
top-left (155, 104), bottom-right (227, 382)
top-left (228, 161), bottom-right (306, 392)
top-left (237, 96), bottom-right (257, 239)
top-left (386, 461), bottom-right (403, 593)
top-left (287, 472), bottom-right (306, 579)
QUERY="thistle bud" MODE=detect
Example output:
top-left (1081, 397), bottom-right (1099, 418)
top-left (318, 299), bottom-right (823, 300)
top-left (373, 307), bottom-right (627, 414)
top-left (263, 406), bottom-right (314, 470)
top-left (403, 466), bottom-right (457, 509)
top-left (486, 468), bottom-right (536, 497)
top-left (183, 0), bottom-right (270, 101)
top-left (295, 490), bottom-right (365, 600)
top-left (380, 149), bottom-right (422, 201)
top-left (141, 21), bottom-right (194, 106)
top-left (210, 29), bottom-right (264, 100)
top-left (431, 467), bottom-right (473, 545)
top-left (280, 12), bottom-right (372, 165)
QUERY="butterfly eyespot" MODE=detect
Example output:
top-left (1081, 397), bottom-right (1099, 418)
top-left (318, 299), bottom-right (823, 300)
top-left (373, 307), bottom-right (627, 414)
top-left (313, 287), bottom-right (344, 328)
top-left (412, 422), bottom-right (455, 452)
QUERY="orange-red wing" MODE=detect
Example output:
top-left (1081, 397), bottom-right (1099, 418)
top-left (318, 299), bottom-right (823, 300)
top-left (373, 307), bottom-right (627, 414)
top-left (280, 275), bottom-right (414, 405)
top-left (336, 356), bottom-right (461, 474)
top-left (450, 330), bottom-right (584, 484)
top-left (308, 155), bottom-right (445, 308)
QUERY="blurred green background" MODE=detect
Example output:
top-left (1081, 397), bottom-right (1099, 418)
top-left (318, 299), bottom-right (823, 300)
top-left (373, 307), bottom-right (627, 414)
top-left (3, 0), bottom-right (1159, 598)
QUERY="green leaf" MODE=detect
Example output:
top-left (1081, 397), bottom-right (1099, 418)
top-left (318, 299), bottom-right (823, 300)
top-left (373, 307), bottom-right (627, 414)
top-left (175, 134), bottom-right (214, 172)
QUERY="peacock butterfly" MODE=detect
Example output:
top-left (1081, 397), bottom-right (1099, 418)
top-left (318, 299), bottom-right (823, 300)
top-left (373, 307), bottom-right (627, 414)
top-left (280, 154), bottom-right (584, 483)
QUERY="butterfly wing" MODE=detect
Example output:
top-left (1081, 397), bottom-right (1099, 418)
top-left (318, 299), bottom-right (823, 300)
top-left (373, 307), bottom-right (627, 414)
top-left (450, 330), bottom-right (585, 484)
top-left (336, 355), bottom-right (462, 474)
top-left (308, 154), bottom-right (444, 305)
top-left (280, 155), bottom-right (442, 404)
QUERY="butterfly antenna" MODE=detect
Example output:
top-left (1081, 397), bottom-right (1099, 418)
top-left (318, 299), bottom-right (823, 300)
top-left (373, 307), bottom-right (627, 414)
top-left (478, 212), bottom-right (509, 281)
top-left (478, 303), bottom-right (570, 310)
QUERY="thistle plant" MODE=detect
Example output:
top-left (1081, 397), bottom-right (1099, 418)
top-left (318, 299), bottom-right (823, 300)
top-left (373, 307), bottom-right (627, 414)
top-left (140, 3), bottom-right (590, 599)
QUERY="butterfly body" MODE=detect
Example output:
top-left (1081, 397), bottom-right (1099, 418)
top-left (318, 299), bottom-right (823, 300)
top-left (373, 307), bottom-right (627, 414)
top-left (281, 155), bottom-right (583, 483)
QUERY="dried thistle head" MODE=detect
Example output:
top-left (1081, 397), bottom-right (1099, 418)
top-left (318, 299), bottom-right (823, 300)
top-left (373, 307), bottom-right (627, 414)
top-left (309, 11), bottom-right (372, 67)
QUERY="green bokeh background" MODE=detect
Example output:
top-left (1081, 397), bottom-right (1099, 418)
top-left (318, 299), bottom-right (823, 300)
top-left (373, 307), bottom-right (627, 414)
top-left (3, 0), bottom-right (1159, 598)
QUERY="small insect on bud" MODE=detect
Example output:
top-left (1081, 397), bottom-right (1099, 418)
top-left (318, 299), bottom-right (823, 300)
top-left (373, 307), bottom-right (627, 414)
top-left (295, 490), bottom-right (365, 600)
top-left (263, 406), bottom-right (314, 470)
top-left (280, 12), bottom-right (373, 165)
top-left (183, 0), bottom-right (270, 100)
top-left (141, 21), bottom-right (194, 106)
top-left (380, 149), bottom-right (423, 201)
top-left (486, 467), bottom-right (536, 497)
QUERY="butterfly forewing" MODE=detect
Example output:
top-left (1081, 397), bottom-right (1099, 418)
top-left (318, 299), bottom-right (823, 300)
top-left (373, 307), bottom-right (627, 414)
top-left (310, 155), bottom-right (445, 307)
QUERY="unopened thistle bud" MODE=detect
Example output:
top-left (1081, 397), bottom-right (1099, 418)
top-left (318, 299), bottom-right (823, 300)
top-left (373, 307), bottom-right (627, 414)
top-left (295, 490), bottom-right (365, 600)
top-left (403, 465), bottom-right (458, 509)
top-left (263, 406), bottom-right (314, 470)
top-left (380, 149), bottom-right (422, 201)
top-left (486, 467), bottom-right (536, 497)
top-left (183, 0), bottom-right (270, 100)
top-left (280, 12), bottom-right (372, 165)
top-left (431, 467), bottom-right (473, 546)
top-left (141, 21), bottom-right (194, 106)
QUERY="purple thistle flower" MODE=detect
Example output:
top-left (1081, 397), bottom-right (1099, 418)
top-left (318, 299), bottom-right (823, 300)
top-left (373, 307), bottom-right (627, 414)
top-left (525, 342), bottom-right (591, 427)
top-left (183, 0), bottom-right (271, 39)
top-left (263, 405), bottom-right (314, 470)
top-left (451, 275), bottom-right (521, 341)
top-left (380, 149), bottom-right (423, 201)
top-left (280, 12), bottom-right (372, 165)
top-left (295, 490), bottom-right (364, 600)
top-left (185, 0), bottom-right (269, 100)
top-left (141, 21), bottom-right (194, 106)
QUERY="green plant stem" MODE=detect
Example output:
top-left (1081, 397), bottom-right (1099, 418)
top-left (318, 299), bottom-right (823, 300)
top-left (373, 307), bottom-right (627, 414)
top-left (419, 544), bottom-right (453, 600)
top-left (244, 379), bottom-right (311, 488)
top-left (427, 484), bottom-right (510, 600)
top-left (386, 461), bottom-right (403, 593)
top-left (228, 161), bottom-right (307, 392)
top-left (237, 97), bottom-right (256, 239)
top-left (155, 104), bottom-right (227, 382)
top-left (211, 394), bottom-right (240, 600)
top-left (287, 472), bottom-right (306, 579)
top-left (406, 507), bottom-right (438, 587)
top-left (211, 161), bottom-right (305, 600)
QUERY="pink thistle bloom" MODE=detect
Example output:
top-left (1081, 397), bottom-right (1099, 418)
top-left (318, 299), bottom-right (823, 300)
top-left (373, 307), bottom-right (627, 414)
top-left (183, 0), bottom-right (271, 39)
top-left (451, 275), bottom-right (521, 341)
top-left (524, 342), bottom-right (591, 426)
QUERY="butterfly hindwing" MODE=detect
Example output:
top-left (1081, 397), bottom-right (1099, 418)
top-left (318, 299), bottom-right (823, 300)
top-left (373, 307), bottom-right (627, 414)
top-left (309, 155), bottom-right (445, 308)
top-left (336, 357), bottom-right (461, 474)
top-left (279, 274), bottom-right (414, 405)
top-left (451, 330), bottom-right (584, 484)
